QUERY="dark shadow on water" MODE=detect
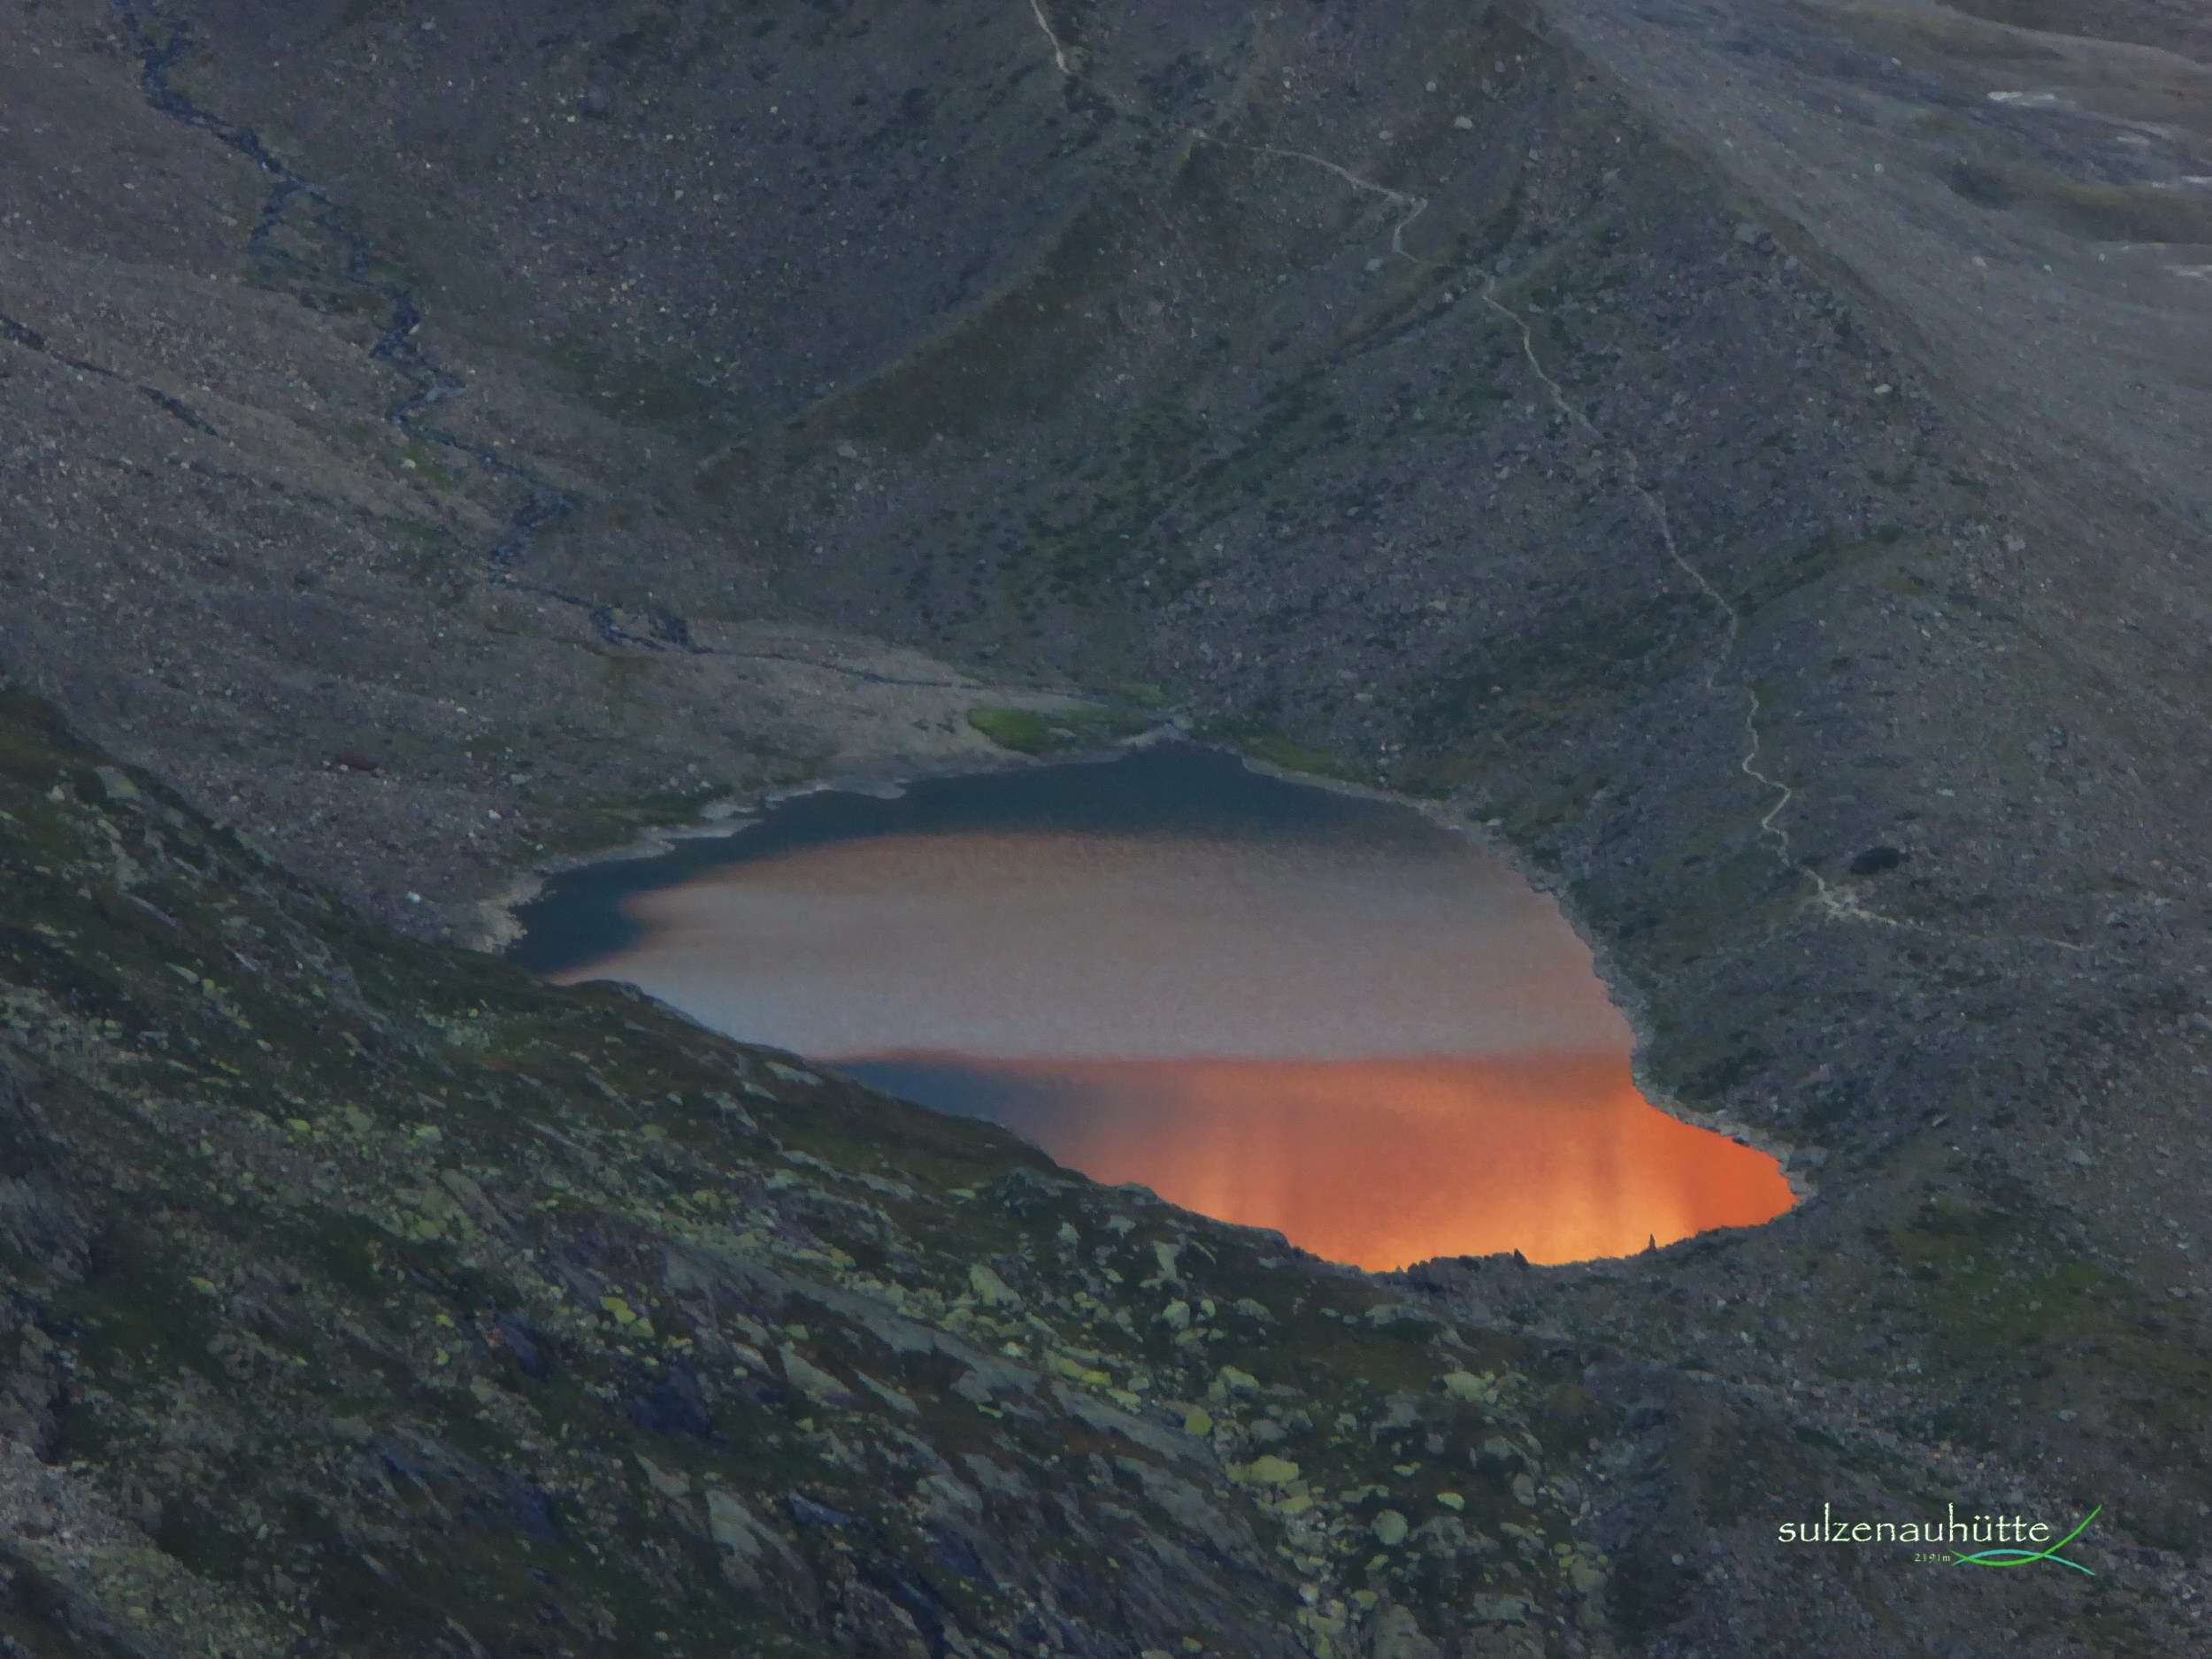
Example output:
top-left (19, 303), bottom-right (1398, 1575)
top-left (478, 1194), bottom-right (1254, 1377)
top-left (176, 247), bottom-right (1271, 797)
top-left (511, 744), bottom-right (1415, 975)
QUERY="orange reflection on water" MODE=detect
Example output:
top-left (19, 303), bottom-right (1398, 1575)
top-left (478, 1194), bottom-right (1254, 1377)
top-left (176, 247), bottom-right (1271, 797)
top-left (841, 1049), bottom-right (1794, 1270)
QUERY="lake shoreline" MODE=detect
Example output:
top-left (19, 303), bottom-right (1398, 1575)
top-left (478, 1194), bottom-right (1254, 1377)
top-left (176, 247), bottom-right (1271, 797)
top-left (508, 737), bottom-right (1808, 1266)
top-left (465, 723), bottom-right (1183, 956)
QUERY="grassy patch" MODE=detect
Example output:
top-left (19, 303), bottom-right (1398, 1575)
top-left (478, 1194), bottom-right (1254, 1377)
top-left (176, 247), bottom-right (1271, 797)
top-left (541, 334), bottom-right (734, 435)
top-left (1947, 161), bottom-right (2212, 244)
top-left (1107, 680), bottom-right (1176, 710)
top-left (1215, 730), bottom-right (1363, 783)
top-left (1732, 529), bottom-right (1923, 614)
top-left (965, 704), bottom-right (1152, 754)
top-left (1881, 1193), bottom-right (2212, 1478)
top-left (395, 440), bottom-right (465, 491)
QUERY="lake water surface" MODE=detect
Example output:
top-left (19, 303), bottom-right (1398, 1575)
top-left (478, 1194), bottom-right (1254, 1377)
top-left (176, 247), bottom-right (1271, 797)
top-left (511, 744), bottom-right (1792, 1268)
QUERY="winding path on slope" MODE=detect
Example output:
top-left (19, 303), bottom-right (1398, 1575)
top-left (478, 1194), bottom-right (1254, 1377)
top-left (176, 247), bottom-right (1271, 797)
top-left (1024, 0), bottom-right (2093, 956)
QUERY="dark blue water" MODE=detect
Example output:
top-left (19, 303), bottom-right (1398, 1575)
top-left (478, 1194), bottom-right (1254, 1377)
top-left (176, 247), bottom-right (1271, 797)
top-left (510, 743), bottom-right (1435, 976)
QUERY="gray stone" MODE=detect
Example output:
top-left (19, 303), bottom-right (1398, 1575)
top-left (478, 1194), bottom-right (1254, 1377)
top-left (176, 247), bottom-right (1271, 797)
top-left (1372, 1604), bottom-right (1444, 1659)
top-left (706, 1486), bottom-right (802, 1592)
top-left (780, 1345), bottom-right (856, 1405)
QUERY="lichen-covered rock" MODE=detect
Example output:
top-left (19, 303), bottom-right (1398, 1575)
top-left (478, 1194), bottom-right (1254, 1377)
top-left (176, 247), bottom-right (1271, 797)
top-left (0, 688), bottom-right (1621, 1659)
top-left (966, 1262), bottom-right (1018, 1307)
top-left (1242, 1454), bottom-right (1301, 1487)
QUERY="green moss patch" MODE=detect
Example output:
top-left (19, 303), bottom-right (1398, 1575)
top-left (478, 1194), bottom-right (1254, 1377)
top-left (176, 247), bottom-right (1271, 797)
top-left (965, 703), bottom-right (1152, 755)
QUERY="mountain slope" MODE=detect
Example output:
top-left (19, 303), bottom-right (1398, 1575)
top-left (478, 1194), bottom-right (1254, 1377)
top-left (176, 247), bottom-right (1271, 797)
top-left (4, 0), bottom-right (2210, 1654)
top-left (2, 688), bottom-right (1620, 1657)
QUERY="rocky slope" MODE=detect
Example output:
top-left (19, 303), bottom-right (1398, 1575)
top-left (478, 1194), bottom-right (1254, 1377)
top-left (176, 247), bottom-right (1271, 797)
top-left (4, 0), bottom-right (2210, 1654)
top-left (0, 694), bottom-right (1623, 1658)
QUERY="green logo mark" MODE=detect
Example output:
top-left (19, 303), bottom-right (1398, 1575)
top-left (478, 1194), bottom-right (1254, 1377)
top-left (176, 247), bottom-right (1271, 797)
top-left (1951, 1505), bottom-right (2099, 1577)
